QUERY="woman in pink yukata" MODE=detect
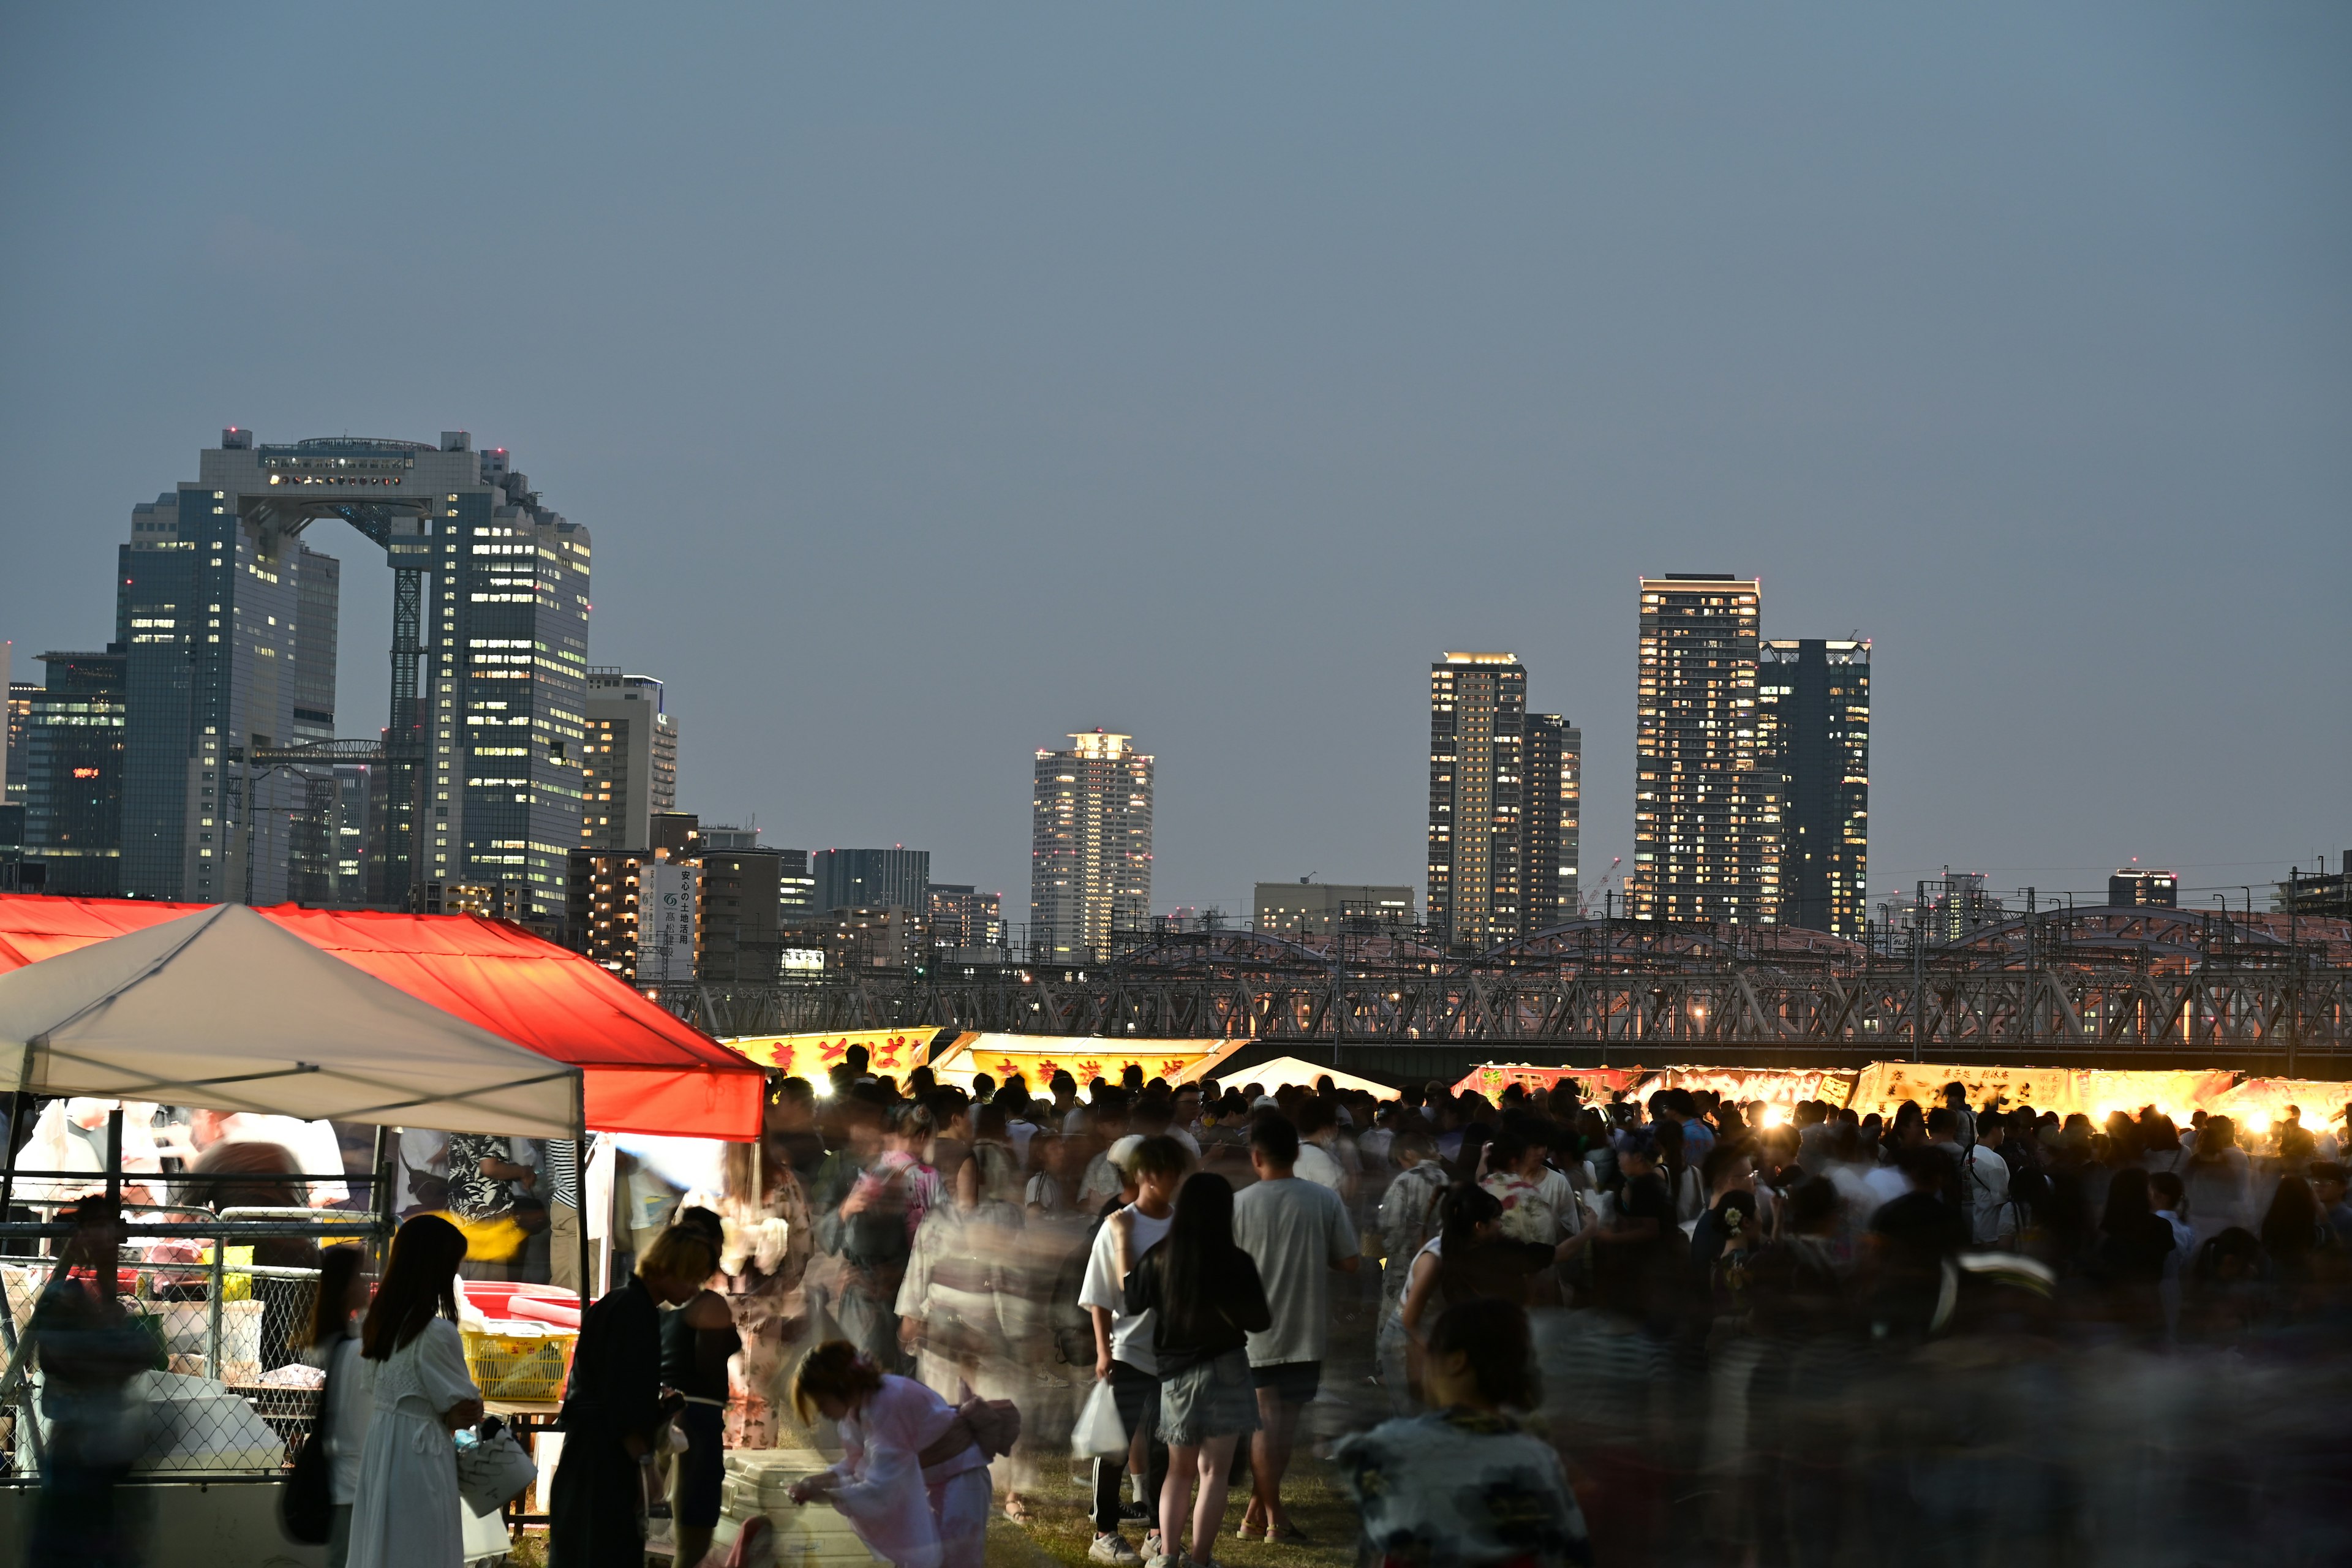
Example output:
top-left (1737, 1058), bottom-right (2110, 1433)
top-left (785, 1340), bottom-right (991, 1568)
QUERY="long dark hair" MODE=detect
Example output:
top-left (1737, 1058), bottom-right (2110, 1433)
top-left (2100, 1166), bottom-right (2155, 1237)
top-left (2258, 1172), bottom-right (2319, 1261)
top-left (304, 1244), bottom-right (366, 1350)
top-left (1159, 1172), bottom-right (1245, 1342)
top-left (361, 1213), bottom-right (467, 1360)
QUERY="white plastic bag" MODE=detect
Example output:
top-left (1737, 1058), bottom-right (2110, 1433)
top-left (1072, 1377), bottom-right (1128, 1458)
top-left (455, 1425), bottom-right (538, 1516)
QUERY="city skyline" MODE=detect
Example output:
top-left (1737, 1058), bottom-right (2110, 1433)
top-left (1, 10), bottom-right (2343, 924)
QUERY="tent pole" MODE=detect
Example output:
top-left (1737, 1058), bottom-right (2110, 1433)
top-left (370, 1124), bottom-right (394, 1275)
top-left (574, 1090), bottom-right (592, 1311)
top-left (105, 1107), bottom-right (123, 1210)
top-left (0, 1041), bottom-right (33, 1246)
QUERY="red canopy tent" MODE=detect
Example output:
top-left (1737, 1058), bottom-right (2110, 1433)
top-left (0, 894), bottom-right (761, 1139)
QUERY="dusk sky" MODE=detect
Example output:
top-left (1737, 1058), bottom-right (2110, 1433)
top-left (4, 5), bottom-right (2346, 923)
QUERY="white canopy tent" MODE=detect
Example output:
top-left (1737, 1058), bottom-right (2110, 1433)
top-left (0, 903), bottom-right (581, 1139)
top-left (1220, 1055), bottom-right (1402, 1100)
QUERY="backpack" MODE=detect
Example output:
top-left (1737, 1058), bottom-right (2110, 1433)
top-left (278, 1341), bottom-right (339, 1543)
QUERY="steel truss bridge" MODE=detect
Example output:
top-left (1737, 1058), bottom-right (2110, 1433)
top-left (664, 907), bottom-right (2352, 1074)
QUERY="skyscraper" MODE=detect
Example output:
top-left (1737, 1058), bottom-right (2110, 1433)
top-left (118, 429), bottom-right (590, 917)
top-left (23, 650), bottom-right (127, 896)
top-left (1633, 575), bottom-right (1781, 924)
top-left (5, 673), bottom-right (33, 808)
top-left (1427, 653), bottom-right (1526, 949)
top-left (1031, 730), bottom-right (1153, 962)
top-left (581, 671), bottom-right (679, 851)
top-left (1757, 638), bottom-right (1869, 935)
top-left (1526, 714), bottom-right (1582, 927)
top-left (1425, 655), bottom-right (1580, 948)
top-left (288, 545), bottom-right (341, 746)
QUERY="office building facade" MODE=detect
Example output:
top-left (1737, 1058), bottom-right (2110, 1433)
top-left (1031, 730), bottom-right (1153, 963)
top-left (777, 847), bottom-right (817, 926)
top-left (815, 846), bottom-right (931, 914)
top-left (1254, 881), bottom-right (1416, 938)
top-left (6, 676), bottom-right (35, 807)
top-left (696, 845), bottom-right (783, 982)
top-left (1757, 638), bottom-right (1869, 936)
top-left (2109, 869), bottom-right (2177, 908)
top-left (23, 650), bottom-right (128, 896)
top-left (114, 429), bottom-right (589, 915)
top-left (1632, 576), bottom-right (1780, 925)
top-left (927, 884), bottom-right (1006, 951)
top-left (1526, 714), bottom-right (1582, 927)
top-left (581, 671), bottom-right (678, 852)
top-left (1426, 654), bottom-right (1579, 948)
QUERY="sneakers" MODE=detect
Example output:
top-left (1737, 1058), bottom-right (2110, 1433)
top-left (1120, 1501), bottom-right (1155, 1522)
top-left (1090, 1534), bottom-right (1144, 1566)
top-left (1145, 1529), bottom-right (1165, 1563)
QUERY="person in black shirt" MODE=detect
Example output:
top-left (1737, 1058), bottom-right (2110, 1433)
top-left (1125, 1172), bottom-right (1272, 1566)
top-left (1866, 1145), bottom-right (1970, 1340)
top-left (548, 1227), bottom-right (715, 1567)
top-left (1597, 1129), bottom-right (1684, 1330)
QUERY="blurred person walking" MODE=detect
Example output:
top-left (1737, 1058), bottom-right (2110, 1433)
top-left (1079, 1135), bottom-right (1189, 1564)
top-left (24, 1196), bottom-right (150, 1568)
top-left (301, 1244), bottom-right (373, 1568)
top-left (347, 1214), bottom-right (482, 1568)
top-left (1231, 1112), bottom-right (1359, 1543)
top-left (1125, 1172), bottom-right (1272, 1568)
top-left (1337, 1298), bottom-right (1590, 1568)
top-left (547, 1226), bottom-right (718, 1566)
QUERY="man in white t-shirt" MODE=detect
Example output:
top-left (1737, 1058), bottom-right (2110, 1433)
top-left (1076, 1134), bottom-right (1191, 1564)
top-left (1230, 1112), bottom-right (1357, 1542)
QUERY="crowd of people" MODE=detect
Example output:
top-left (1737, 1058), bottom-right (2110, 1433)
top-left (712, 1051), bottom-right (2352, 1568)
top-left (19, 1052), bottom-right (2352, 1568)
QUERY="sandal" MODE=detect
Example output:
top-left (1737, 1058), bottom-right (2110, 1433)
top-left (1002, 1497), bottom-right (1034, 1525)
top-left (1269, 1523), bottom-right (1313, 1545)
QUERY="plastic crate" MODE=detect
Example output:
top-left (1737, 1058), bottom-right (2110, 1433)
top-left (460, 1324), bottom-right (578, 1403)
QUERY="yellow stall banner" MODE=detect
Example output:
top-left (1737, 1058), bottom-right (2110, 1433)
top-left (2203, 1077), bottom-right (2352, 1137)
top-left (720, 1029), bottom-right (943, 1081)
top-left (927, 1034), bottom-right (1246, 1090)
top-left (1849, 1062), bottom-right (2084, 1120)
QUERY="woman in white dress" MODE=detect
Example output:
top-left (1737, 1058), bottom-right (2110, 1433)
top-left (347, 1215), bottom-right (482, 1568)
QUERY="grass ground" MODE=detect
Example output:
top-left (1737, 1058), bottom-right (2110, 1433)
top-left (981, 1457), bottom-right (1359, 1568)
top-left (500, 1453), bottom-right (1359, 1568)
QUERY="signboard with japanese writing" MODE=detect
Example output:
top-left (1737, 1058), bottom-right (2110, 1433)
top-left (926, 1035), bottom-right (1248, 1091)
top-left (718, 1029), bottom-right (941, 1080)
top-left (637, 862), bottom-right (699, 986)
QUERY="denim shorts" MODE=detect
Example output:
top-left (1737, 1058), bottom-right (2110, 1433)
top-left (1159, 1349), bottom-right (1260, 1447)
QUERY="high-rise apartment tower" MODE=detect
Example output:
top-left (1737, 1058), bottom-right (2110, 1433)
top-left (581, 671), bottom-right (678, 851)
top-left (1632, 576), bottom-right (1780, 924)
top-left (1756, 638), bottom-right (1869, 935)
top-left (1426, 654), bottom-right (1580, 948)
top-left (1031, 730), bottom-right (1153, 962)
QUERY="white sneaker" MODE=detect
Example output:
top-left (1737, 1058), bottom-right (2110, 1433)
top-left (1090, 1534), bottom-right (1144, 1566)
top-left (1144, 1530), bottom-right (1166, 1566)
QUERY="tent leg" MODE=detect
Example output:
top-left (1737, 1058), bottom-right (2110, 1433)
top-left (575, 1120), bottom-right (593, 1311)
top-left (371, 1125), bottom-right (395, 1275)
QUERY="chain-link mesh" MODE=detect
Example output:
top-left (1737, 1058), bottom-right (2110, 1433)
top-left (1, 1240), bottom-right (333, 1482)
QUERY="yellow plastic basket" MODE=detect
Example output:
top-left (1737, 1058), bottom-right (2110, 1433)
top-left (461, 1324), bottom-right (579, 1403)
